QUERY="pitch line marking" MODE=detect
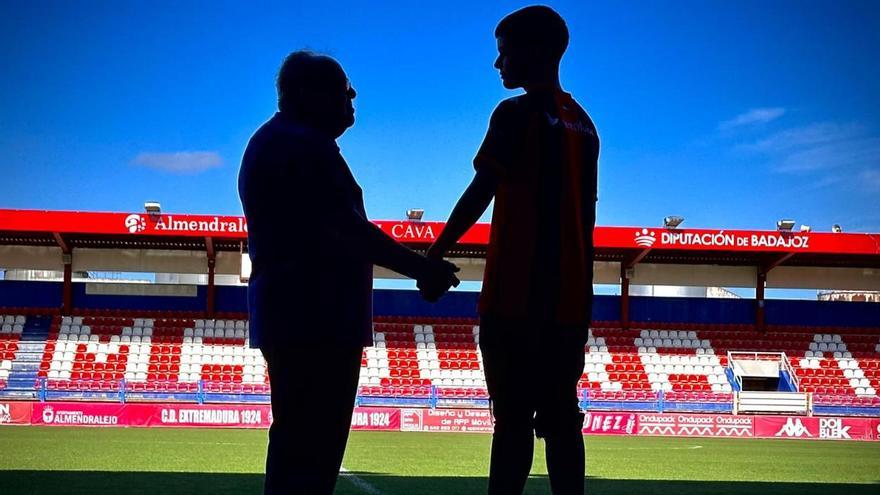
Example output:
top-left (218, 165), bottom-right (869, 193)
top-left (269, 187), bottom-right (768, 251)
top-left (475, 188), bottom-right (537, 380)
top-left (621, 445), bottom-right (703, 451)
top-left (340, 466), bottom-right (383, 495)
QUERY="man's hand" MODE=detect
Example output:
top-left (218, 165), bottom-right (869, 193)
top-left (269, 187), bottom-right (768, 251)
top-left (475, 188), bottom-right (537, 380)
top-left (417, 257), bottom-right (460, 302)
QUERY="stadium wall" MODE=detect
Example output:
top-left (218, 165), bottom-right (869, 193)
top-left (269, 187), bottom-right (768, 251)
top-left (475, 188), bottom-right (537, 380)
top-left (2, 401), bottom-right (878, 441)
top-left (1, 281), bottom-right (879, 326)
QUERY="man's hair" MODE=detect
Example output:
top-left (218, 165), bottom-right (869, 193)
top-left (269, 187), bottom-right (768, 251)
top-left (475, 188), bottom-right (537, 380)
top-left (276, 50), bottom-right (340, 112)
top-left (495, 5), bottom-right (569, 62)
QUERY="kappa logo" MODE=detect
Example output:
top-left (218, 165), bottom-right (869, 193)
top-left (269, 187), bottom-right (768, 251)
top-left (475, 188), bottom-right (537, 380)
top-left (635, 228), bottom-right (657, 247)
top-left (775, 418), bottom-right (812, 437)
top-left (0, 403), bottom-right (11, 423)
top-left (124, 214), bottom-right (146, 233)
top-left (42, 406), bottom-right (55, 424)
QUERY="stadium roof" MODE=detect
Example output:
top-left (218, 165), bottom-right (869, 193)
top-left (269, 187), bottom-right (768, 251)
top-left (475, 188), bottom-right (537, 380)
top-left (3, 208), bottom-right (878, 326)
top-left (1, 208), bottom-right (879, 269)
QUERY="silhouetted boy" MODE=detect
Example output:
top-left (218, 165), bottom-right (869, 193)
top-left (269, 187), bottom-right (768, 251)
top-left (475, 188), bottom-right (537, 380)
top-left (428, 6), bottom-right (599, 494)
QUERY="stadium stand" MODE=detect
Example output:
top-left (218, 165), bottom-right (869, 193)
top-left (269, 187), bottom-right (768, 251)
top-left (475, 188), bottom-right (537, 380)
top-left (1, 306), bottom-right (877, 416)
top-left (0, 313), bottom-right (25, 390)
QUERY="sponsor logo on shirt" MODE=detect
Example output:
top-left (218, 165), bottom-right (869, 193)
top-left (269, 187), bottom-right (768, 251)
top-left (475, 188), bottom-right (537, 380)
top-left (544, 112), bottom-right (595, 136)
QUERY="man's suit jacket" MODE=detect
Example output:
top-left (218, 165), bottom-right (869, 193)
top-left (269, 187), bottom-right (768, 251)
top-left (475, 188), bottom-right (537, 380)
top-left (239, 112), bottom-right (373, 349)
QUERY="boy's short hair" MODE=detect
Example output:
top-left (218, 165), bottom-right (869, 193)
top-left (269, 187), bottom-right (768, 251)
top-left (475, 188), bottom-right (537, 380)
top-left (495, 5), bottom-right (569, 61)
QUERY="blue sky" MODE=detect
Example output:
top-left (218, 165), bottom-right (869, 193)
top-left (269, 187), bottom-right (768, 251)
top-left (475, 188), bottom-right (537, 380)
top-left (2, 1), bottom-right (879, 296)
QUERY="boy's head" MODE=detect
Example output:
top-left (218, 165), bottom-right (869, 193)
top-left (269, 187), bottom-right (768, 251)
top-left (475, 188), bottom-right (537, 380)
top-left (493, 5), bottom-right (569, 89)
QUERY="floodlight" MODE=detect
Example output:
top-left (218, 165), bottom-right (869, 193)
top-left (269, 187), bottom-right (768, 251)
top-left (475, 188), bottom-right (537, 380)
top-left (144, 201), bottom-right (161, 214)
top-left (663, 216), bottom-right (684, 229)
top-left (832, 224), bottom-right (843, 233)
top-left (406, 208), bottom-right (424, 221)
top-left (800, 225), bottom-right (812, 233)
top-left (776, 219), bottom-right (795, 232)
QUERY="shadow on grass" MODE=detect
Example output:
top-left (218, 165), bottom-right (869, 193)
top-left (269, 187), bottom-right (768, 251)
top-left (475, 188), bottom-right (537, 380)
top-left (0, 470), bottom-right (876, 495)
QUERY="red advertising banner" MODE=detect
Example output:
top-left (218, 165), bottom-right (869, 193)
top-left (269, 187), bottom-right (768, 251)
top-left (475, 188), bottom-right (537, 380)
top-left (0, 401), bottom-right (33, 425)
top-left (583, 411), bottom-right (638, 435)
top-left (400, 407), bottom-right (494, 433)
top-left (2, 209), bottom-right (878, 255)
top-left (31, 402), bottom-right (273, 428)
top-left (754, 416), bottom-right (875, 441)
top-left (26, 402), bottom-right (396, 430)
top-left (636, 413), bottom-right (754, 438)
top-left (9, 402), bottom-right (880, 442)
top-left (350, 407), bottom-right (400, 431)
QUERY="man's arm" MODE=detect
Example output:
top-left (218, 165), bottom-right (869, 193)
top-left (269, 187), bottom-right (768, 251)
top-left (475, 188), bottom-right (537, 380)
top-left (328, 204), bottom-right (449, 281)
top-left (427, 167), bottom-right (499, 259)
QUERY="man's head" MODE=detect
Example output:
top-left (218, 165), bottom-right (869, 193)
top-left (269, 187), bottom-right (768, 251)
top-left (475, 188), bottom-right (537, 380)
top-left (277, 51), bottom-right (356, 138)
top-left (494, 5), bottom-right (569, 90)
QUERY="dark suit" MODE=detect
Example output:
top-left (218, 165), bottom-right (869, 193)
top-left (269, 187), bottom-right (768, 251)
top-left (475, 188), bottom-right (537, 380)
top-left (239, 112), bottom-right (373, 494)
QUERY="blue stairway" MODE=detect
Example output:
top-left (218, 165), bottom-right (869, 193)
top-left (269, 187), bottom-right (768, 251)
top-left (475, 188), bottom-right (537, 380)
top-left (1, 314), bottom-right (51, 399)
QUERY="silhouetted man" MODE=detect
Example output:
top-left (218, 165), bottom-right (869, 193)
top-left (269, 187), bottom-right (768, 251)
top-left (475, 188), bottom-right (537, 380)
top-left (239, 51), bottom-right (459, 495)
top-left (428, 6), bottom-right (598, 494)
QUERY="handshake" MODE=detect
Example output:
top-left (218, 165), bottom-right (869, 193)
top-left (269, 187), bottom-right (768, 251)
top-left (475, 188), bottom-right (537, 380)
top-left (415, 246), bottom-right (460, 303)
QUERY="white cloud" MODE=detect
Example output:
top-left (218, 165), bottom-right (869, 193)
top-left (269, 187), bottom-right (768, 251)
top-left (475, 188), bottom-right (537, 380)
top-left (741, 122), bottom-right (865, 153)
top-left (774, 137), bottom-right (880, 173)
top-left (719, 107), bottom-right (786, 130)
top-left (132, 151), bottom-right (223, 173)
top-left (735, 120), bottom-right (880, 193)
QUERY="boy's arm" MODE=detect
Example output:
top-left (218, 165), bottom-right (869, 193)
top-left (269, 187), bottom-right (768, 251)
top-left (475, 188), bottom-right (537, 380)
top-left (427, 167), bottom-right (499, 259)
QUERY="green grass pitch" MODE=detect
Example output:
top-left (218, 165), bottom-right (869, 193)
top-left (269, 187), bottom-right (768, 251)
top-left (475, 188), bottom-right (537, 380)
top-left (0, 426), bottom-right (878, 494)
